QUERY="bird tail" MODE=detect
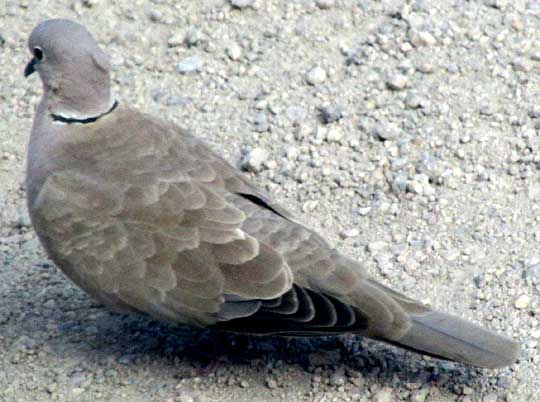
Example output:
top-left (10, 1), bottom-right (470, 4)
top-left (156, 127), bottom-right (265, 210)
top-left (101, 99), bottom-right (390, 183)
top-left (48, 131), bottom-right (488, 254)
top-left (309, 254), bottom-right (520, 369)
top-left (379, 309), bottom-right (520, 369)
top-left (360, 280), bottom-right (520, 369)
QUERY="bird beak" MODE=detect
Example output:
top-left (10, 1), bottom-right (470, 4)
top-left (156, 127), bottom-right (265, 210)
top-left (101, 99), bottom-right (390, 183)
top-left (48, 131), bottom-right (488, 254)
top-left (24, 58), bottom-right (37, 77)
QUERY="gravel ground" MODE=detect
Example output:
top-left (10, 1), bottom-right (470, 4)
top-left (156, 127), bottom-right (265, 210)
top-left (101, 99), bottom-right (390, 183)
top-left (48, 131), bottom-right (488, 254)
top-left (1, 0), bottom-right (539, 401)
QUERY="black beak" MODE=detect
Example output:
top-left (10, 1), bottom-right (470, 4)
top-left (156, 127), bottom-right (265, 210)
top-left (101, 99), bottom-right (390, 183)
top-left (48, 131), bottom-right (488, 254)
top-left (24, 58), bottom-right (37, 77)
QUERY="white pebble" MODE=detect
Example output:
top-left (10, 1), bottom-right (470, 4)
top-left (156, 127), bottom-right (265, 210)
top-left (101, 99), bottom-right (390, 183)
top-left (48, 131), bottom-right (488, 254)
top-left (241, 148), bottom-right (269, 172)
top-left (409, 29), bottom-right (437, 47)
top-left (316, 0), bottom-right (336, 9)
top-left (340, 228), bottom-right (359, 239)
top-left (167, 32), bottom-right (184, 47)
top-left (515, 294), bottom-right (530, 309)
top-left (177, 57), bottom-right (203, 74)
top-left (305, 66), bottom-right (327, 85)
top-left (373, 387), bottom-right (393, 402)
top-left (226, 43), bottom-right (243, 61)
top-left (231, 0), bottom-right (255, 8)
top-left (368, 241), bottom-right (388, 254)
top-left (386, 74), bottom-right (409, 90)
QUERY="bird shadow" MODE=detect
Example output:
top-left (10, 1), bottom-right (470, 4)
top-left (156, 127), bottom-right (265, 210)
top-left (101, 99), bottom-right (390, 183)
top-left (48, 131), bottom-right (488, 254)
top-left (4, 263), bottom-right (501, 398)
top-left (41, 295), bottom-right (493, 394)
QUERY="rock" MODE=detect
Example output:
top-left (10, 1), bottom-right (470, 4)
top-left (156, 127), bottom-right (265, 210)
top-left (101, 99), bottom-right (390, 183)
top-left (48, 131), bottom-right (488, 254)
top-left (411, 388), bottom-right (430, 402)
top-left (372, 123), bottom-right (401, 141)
top-left (302, 200), bottom-right (319, 212)
top-left (340, 228), bottom-right (359, 239)
top-left (373, 387), bottom-right (393, 402)
top-left (226, 42), bottom-right (243, 61)
top-left (285, 105), bottom-right (307, 123)
top-left (285, 147), bottom-right (300, 160)
top-left (407, 174), bottom-right (435, 196)
top-left (515, 294), bottom-right (530, 309)
top-left (177, 394), bottom-right (195, 402)
top-left (265, 378), bottom-right (278, 389)
top-left (316, 0), bottom-right (336, 9)
top-left (167, 32), bottom-right (184, 47)
top-left (82, 0), bottom-right (99, 7)
top-left (184, 29), bottom-right (206, 47)
top-left (528, 105), bottom-right (540, 118)
top-left (177, 56), bottom-right (203, 74)
top-left (409, 29), bottom-right (437, 47)
top-left (405, 93), bottom-right (429, 109)
top-left (241, 148), bottom-right (269, 172)
top-left (368, 241), bottom-right (388, 254)
top-left (72, 388), bottom-right (85, 396)
top-left (512, 57), bottom-right (532, 72)
top-left (319, 104), bottom-right (344, 124)
top-left (483, 394), bottom-right (498, 402)
top-left (231, 0), bottom-right (255, 9)
top-left (305, 66), bottom-right (327, 85)
top-left (386, 73), bottom-right (408, 90)
top-left (253, 112), bottom-right (269, 132)
top-left (325, 127), bottom-right (343, 142)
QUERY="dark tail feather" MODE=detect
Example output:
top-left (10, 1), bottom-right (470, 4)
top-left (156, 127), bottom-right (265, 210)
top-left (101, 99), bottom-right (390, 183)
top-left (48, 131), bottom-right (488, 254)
top-left (384, 311), bottom-right (519, 369)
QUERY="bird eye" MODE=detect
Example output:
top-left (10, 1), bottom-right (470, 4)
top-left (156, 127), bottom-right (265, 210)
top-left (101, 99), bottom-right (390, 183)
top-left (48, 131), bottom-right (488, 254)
top-left (33, 47), bottom-right (43, 60)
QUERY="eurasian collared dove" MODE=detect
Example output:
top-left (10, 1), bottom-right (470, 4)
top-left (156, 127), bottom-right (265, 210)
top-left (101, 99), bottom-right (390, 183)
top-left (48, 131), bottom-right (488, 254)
top-left (23, 19), bottom-right (519, 369)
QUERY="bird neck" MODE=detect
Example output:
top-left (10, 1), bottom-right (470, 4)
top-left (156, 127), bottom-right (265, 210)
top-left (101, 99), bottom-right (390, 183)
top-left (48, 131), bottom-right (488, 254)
top-left (50, 99), bottom-right (119, 124)
top-left (44, 73), bottom-right (116, 123)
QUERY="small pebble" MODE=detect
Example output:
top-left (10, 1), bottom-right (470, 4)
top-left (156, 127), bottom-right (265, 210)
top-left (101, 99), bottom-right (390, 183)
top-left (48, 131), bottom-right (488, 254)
top-left (340, 228), bottom-right (359, 239)
top-left (305, 66), bottom-right (327, 85)
top-left (82, 0), bottom-right (99, 7)
top-left (185, 29), bottom-right (206, 47)
top-left (368, 241), bottom-right (388, 254)
top-left (386, 74), bottom-right (408, 90)
top-left (512, 58), bottom-right (532, 72)
top-left (285, 106), bottom-right (307, 123)
top-left (409, 29), bottom-right (437, 47)
top-left (177, 394), bottom-right (195, 402)
top-left (515, 294), bottom-right (530, 309)
top-left (405, 93), bottom-right (428, 109)
top-left (167, 32), bottom-right (184, 47)
top-left (484, 394), bottom-right (498, 402)
top-left (528, 106), bottom-right (540, 118)
top-left (226, 43), bottom-right (243, 61)
top-left (372, 123), bottom-right (401, 141)
top-left (316, 0), bottom-right (336, 9)
top-left (177, 56), bottom-right (203, 74)
top-left (253, 113), bottom-right (269, 132)
top-left (319, 104), bottom-right (344, 124)
top-left (241, 148), bottom-right (269, 172)
top-left (231, 0), bottom-right (255, 8)
top-left (373, 387), bottom-right (393, 402)
top-left (265, 378), bottom-right (278, 389)
top-left (411, 387), bottom-right (430, 402)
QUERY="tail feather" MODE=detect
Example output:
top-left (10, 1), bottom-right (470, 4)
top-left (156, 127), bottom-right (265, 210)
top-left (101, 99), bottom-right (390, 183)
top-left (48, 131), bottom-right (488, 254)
top-left (383, 310), bottom-right (519, 369)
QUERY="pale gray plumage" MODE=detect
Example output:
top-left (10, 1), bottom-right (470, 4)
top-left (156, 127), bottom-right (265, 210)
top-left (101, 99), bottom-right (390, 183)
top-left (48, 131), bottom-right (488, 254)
top-left (24, 19), bottom-right (520, 369)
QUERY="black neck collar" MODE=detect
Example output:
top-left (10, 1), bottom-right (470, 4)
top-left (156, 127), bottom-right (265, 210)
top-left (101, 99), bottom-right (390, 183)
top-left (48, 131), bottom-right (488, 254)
top-left (50, 100), bottom-right (119, 124)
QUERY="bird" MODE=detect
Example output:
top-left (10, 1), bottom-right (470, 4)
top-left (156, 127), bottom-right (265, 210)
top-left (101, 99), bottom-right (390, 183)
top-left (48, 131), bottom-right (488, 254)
top-left (23, 18), bottom-right (519, 369)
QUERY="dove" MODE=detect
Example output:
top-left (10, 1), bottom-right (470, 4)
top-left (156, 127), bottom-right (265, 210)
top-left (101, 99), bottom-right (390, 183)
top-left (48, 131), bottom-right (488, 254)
top-left (23, 19), bottom-right (519, 369)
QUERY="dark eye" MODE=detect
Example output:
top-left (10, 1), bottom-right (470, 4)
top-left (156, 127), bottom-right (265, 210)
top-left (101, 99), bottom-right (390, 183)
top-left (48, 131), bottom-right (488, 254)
top-left (33, 47), bottom-right (43, 61)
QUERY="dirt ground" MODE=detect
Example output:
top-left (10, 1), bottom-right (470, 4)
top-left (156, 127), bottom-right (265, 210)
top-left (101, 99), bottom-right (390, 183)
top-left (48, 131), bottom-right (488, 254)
top-left (1, 0), bottom-right (539, 401)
